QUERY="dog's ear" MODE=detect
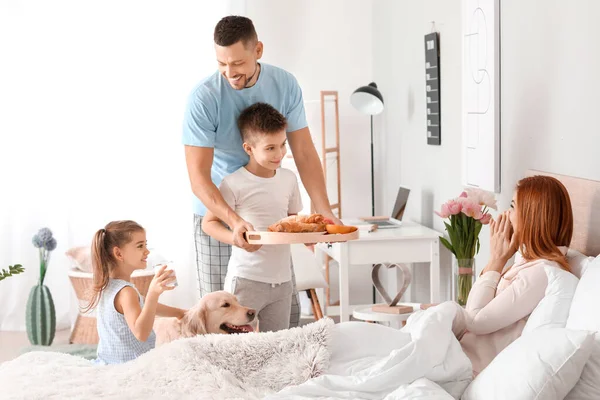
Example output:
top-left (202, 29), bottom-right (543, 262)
top-left (180, 304), bottom-right (207, 336)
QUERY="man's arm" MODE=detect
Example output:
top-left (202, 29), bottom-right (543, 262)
top-left (184, 145), bottom-right (255, 249)
top-left (184, 146), bottom-right (238, 226)
top-left (287, 127), bottom-right (342, 224)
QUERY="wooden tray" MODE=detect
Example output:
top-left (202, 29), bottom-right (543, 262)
top-left (245, 229), bottom-right (359, 245)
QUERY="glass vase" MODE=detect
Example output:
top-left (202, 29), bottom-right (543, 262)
top-left (453, 258), bottom-right (475, 307)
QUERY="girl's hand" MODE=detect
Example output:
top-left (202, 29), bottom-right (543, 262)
top-left (148, 265), bottom-right (176, 297)
top-left (489, 211), bottom-right (518, 266)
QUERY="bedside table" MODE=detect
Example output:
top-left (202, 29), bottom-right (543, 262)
top-left (315, 220), bottom-right (442, 322)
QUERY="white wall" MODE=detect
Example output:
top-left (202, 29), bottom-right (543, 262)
top-left (0, 0), bottom-right (237, 330)
top-left (373, 0), bottom-right (600, 301)
top-left (246, 0), bottom-right (376, 305)
top-left (500, 0), bottom-right (600, 184)
top-left (373, 0), bottom-right (462, 300)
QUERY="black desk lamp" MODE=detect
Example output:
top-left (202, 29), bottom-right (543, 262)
top-left (351, 82), bottom-right (384, 305)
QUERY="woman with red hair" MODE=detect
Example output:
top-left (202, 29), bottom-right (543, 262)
top-left (456, 175), bottom-right (576, 375)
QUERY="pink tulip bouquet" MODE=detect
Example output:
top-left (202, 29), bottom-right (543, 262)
top-left (436, 188), bottom-right (497, 306)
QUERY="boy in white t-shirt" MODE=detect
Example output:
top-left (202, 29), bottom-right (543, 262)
top-left (202, 102), bottom-right (302, 332)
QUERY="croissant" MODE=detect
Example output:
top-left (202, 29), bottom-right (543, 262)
top-left (278, 214), bottom-right (326, 224)
top-left (296, 214), bottom-right (326, 224)
top-left (268, 221), bottom-right (326, 233)
top-left (268, 214), bottom-right (328, 233)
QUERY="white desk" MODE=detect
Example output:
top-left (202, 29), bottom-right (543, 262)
top-left (315, 220), bottom-right (441, 322)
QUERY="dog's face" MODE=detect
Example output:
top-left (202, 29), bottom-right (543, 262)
top-left (181, 291), bottom-right (256, 336)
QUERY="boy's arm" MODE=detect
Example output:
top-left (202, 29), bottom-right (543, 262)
top-left (202, 179), bottom-right (236, 245)
top-left (202, 210), bottom-right (235, 245)
top-left (156, 303), bottom-right (186, 319)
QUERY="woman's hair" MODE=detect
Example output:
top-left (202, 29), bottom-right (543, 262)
top-left (82, 220), bottom-right (145, 313)
top-left (515, 175), bottom-right (573, 272)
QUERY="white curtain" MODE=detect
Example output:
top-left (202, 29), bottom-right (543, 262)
top-left (0, 0), bottom-right (246, 330)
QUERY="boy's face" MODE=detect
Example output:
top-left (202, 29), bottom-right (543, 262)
top-left (243, 130), bottom-right (287, 170)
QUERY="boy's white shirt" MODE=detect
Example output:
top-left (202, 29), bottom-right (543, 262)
top-left (220, 167), bottom-right (303, 284)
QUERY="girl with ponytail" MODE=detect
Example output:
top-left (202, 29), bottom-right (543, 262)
top-left (87, 220), bottom-right (185, 364)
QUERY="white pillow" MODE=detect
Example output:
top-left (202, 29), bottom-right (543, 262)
top-left (566, 248), bottom-right (595, 278)
top-left (565, 255), bottom-right (600, 400)
top-left (65, 246), bottom-right (93, 272)
top-left (522, 265), bottom-right (579, 334)
top-left (462, 328), bottom-right (594, 400)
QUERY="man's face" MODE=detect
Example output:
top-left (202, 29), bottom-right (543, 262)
top-left (215, 40), bottom-right (263, 90)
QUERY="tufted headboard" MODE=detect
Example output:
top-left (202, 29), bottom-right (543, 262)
top-left (526, 170), bottom-right (600, 257)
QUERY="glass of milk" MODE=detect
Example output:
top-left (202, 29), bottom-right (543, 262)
top-left (153, 262), bottom-right (178, 288)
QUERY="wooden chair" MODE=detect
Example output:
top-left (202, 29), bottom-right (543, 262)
top-left (291, 244), bottom-right (327, 320)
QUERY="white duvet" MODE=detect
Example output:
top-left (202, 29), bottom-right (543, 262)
top-left (271, 301), bottom-right (473, 399)
top-left (1, 302), bottom-right (471, 399)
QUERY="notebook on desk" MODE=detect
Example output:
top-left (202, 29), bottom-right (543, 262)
top-left (360, 186), bottom-right (410, 229)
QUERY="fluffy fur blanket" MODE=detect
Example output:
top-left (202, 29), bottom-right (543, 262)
top-left (0, 318), bottom-right (333, 400)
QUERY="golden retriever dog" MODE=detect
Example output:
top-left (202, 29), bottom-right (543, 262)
top-left (154, 291), bottom-right (256, 345)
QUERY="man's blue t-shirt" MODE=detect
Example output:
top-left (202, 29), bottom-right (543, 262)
top-left (182, 63), bottom-right (308, 216)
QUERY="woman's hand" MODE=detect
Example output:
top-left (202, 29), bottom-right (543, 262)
top-left (487, 211), bottom-right (518, 272)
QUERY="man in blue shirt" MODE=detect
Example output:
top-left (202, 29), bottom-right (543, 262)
top-left (183, 16), bottom-right (339, 327)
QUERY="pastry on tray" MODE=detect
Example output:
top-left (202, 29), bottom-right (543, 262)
top-left (268, 214), bottom-right (357, 234)
top-left (267, 214), bottom-right (328, 233)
